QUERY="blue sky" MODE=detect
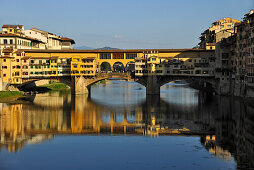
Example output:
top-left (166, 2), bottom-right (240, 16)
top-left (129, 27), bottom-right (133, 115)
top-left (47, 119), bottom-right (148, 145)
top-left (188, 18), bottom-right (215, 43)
top-left (0, 0), bottom-right (253, 49)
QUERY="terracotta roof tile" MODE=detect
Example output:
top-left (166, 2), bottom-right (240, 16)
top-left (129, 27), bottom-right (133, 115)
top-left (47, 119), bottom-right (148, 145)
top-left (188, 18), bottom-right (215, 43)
top-left (2, 25), bottom-right (23, 29)
top-left (60, 37), bottom-right (75, 44)
top-left (18, 48), bottom-right (214, 53)
top-left (0, 33), bottom-right (43, 42)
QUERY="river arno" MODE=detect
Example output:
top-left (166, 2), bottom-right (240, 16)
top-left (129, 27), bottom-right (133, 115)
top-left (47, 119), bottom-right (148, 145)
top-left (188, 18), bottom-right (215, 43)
top-left (0, 80), bottom-right (253, 170)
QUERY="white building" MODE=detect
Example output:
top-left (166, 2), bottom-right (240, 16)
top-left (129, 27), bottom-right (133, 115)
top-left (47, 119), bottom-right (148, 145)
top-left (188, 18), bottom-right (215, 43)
top-left (24, 28), bottom-right (75, 50)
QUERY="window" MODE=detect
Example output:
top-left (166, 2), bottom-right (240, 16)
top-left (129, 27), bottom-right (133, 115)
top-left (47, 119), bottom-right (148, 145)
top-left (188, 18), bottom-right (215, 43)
top-left (3, 74), bottom-right (6, 77)
top-left (126, 53), bottom-right (137, 59)
top-left (9, 29), bottom-right (12, 32)
top-left (30, 66), bottom-right (33, 69)
top-left (100, 53), bottom-right (111, 59)
top-left (113, 53), bottom-right (124, 59)
top-left (10, 39), bottom-right (13, 44)
top-left (16, 59), bottom-right (19, 62)
top-left (3, 39), bottom-right (7, 44)
top-left (3, 59), bottom-right (6, 62)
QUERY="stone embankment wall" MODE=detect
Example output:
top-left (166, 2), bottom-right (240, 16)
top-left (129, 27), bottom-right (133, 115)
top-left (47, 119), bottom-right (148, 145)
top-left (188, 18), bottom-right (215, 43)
top-left (215, 78), bottom-right (254, 98)
top-left (0, 78), bottom-right (13, 91)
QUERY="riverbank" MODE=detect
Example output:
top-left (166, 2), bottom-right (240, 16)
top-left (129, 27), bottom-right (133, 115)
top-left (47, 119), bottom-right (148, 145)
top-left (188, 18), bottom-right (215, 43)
top-left (39, 82), bottom-right (70, 91)
top-left (93, 79), bottom-right (106, 85)
top-left (0, 91), bottom-right (24, 102)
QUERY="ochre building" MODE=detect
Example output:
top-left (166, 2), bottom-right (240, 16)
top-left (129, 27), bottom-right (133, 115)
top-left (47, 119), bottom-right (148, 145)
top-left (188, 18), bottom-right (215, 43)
top-left (0, 48), bottom-right (214, 85)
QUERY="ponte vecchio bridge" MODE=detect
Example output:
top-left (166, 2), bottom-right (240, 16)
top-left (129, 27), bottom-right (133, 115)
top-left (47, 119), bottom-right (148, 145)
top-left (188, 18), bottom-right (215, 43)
top-left (1, 48), bottom-right (216, 95)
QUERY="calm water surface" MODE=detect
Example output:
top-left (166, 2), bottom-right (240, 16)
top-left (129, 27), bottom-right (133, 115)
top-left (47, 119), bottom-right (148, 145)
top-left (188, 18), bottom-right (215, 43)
top-left (0, 80), bottom-right (254, 170)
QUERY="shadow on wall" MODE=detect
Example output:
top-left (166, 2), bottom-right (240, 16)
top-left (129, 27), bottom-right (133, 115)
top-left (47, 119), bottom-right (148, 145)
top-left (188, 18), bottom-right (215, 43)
top-left (18, 81), bottom-right (51, 92)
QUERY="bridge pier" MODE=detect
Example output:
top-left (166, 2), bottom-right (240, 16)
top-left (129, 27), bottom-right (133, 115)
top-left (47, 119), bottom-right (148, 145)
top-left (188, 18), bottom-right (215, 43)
top-left (71, 76), bottom-right (89, 95)
top-left (146, 75), bottom-right (160, 95)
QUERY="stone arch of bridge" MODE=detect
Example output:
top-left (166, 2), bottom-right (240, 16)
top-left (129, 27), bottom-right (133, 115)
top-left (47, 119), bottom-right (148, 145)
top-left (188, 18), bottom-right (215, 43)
top-left (19, 77), bottom-right (72, 91)
top-left (158, 76), bottom-right (216, 93)
top-left (86, 74), bottom-right (132, 88)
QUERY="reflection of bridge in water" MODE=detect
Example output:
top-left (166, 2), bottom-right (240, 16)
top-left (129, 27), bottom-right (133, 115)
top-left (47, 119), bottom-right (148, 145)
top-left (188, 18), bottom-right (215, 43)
top-left (7, 93), bottom-right (214, 136)
top-left (0, 92), bottom-right (215, 152)
top-left (0, 92), bottom-right (254, 169)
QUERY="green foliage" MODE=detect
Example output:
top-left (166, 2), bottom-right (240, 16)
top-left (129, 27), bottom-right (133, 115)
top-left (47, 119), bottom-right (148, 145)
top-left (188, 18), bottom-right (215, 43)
top-left (0, 91), bottom-right (23, 98)
top-left (40, 82), bottom-right (69, 91)
top-left (93, 79), bottom-right (106, 85)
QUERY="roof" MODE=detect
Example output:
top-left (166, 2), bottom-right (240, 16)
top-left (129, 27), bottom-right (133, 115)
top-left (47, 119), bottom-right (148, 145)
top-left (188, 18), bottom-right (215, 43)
top-left (206, 43), bottom-right (216, 46)
top-left (2, 25), bottom-right (23, 29)
top-left (0, 33), bottom-right (44, 42)
top-left (0, 55), bottom-right (14, 58)
top-left (246, 9), bottom-right (254, 18)
top-left (212, 17), bottom-right (241, 25)
top-left (2, 48), bottom-right (14, 53)
top-left (26, 56), bottom-right (50, 59)
top-left (60, 37), bottom-right (75, 44)
top-left (31, 28), bottom-right (53, 35)
top-left (16, 48), bottom-right (214, 54)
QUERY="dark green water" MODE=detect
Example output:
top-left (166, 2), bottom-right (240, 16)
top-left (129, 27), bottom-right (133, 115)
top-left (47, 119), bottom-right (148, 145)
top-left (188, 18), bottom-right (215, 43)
top-left (0, 80), bottom-right (253, 170)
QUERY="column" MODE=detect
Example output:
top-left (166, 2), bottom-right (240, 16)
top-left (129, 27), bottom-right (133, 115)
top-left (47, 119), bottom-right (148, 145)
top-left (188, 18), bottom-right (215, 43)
top-left (146, 75), bottom-right (160, 95)
top-left (71, 76), bottom-right (89, 94)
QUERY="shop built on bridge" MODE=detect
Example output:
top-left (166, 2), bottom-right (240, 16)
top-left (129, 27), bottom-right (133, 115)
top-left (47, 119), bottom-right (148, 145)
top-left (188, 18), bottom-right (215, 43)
top-left (0, 48), bottom-right (216, 95)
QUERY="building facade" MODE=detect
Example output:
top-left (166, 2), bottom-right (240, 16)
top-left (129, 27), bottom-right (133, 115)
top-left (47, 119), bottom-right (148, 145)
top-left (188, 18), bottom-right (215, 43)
top-left (0, 25), bottom-right (75, 52)
top-left (215, 10), bottom-right (254, 97)
top-left (199, 18), bottom-right (241, 50)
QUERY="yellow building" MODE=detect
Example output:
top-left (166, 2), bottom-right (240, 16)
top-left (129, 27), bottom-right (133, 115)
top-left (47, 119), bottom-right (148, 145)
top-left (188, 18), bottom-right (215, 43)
top-left (135, 50), bottom-right (215, 77)
top-left (0, 48), bottom-right (23, 84)
top-left (0, 49), bottom-right (215, 85)
top-left (1, 25), bottom-right (24, 35)
top-left (199, 17), bottom-right (241, 50)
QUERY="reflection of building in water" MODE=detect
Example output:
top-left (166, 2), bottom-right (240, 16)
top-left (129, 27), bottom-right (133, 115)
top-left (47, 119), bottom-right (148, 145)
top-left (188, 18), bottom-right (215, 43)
top-left (0, 93), bottom-right (211, 152)
top-left (201, 135), bottom-right (233, 161)
top-left (202, 97), bottom-right (254, 169)
top-left (0, 103), bottom-right (53, 152)
top-left (0, 92), bottom-right (253, 170)
top-left (0, 104), bottom-right (25, 152)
